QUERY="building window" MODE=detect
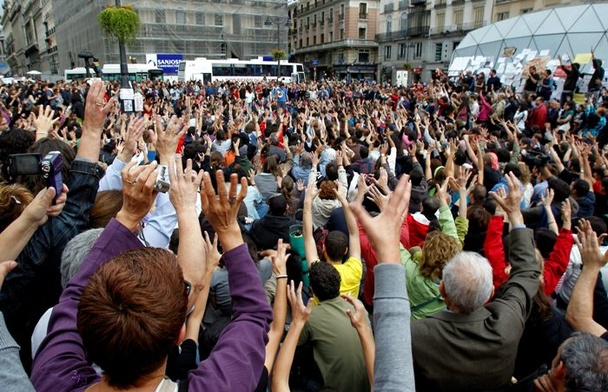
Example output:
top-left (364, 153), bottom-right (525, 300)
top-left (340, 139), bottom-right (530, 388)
top-left (414, 42), bottom-right (422, 59)
top-left (399, 43), bottom-right (406, 59)
top-left (338, 50), bottom-right (345, 64)
top-left (496, 12), bottom-right (509, 21)
top-left (400, 13), bottom-right (407, 30)
top-left (473, 7), bottom-right (484, 28)
top-left (306, 37), bottom-right (309, 46)
top-left (321, 33), bottom-right (324, 43)
top-left (313, 35), bottom-right (317, 45)
top-left (453, 41), bottom-right (460, 51)
top-left (435, 43), bottom-right (442, 62)
top-left (299, 38), bottom-right (303, 48)
top-left (195, 12), bottom-right (204, 25)
top-left (340, 28), bottom-right (344, 40)
top-left (453, 10), bottom-right (463, 29)
top-left (340, 4), bottom-right (345, 20)
top-left (436, 12), bottom-right (445, 30)
top-left (215, 14), bottom-right (224, 26)
top-left (359, 49), bottom-right (370, 63)
top-left (329, 31), bottom-right (333, 42)
top-left (384, 45), bottom-right (392, 60)
top-left (176, 10), bottom-right (186, 25)
top-left (155, 10), bottom-right (166, 24)
top-left (521, 8), bottom-right (533, 14)
top-left (255, 15), bottom-right (263, 28)
top-left (359, 3), bottom-right (367, 19)
top-left (359, 27), bottom-right (366, 39)
top-left (387, 18), bottom-right (392, 33)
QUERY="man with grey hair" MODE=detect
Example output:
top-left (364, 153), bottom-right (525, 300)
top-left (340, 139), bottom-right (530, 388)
top-left (411, 172), bottom-right (541, 391)
top-left (534, 332), bottom-right (608, 392)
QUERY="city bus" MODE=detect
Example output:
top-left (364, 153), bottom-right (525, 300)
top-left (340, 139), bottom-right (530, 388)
top-left (177, 57), bottom-right (305, 83)
top-left (64, 64), bottom-right (164, 82)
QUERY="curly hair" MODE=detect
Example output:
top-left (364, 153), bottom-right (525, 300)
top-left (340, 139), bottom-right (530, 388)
top-left (420, 230), bottom-right (461, 281)
top-left (309, 261), bottom-right (341, 302)
top-left (0, 184), bottom-right (34, 233)
top-left (318, 180), bottom-right (337, 200)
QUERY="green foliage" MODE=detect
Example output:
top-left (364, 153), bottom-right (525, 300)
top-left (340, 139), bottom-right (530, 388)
top-left (98, 5), bottom-right (141, 46)
top-left (403, 62), bottom-right (412, 70)
top-left (272, 49), bottom-right (286, 61)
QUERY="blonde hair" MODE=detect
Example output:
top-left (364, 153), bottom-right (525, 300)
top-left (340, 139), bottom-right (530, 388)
top-left (0, 184), bottom-right (34, 233)
top-left (420, 230), bottom-right (461, 281)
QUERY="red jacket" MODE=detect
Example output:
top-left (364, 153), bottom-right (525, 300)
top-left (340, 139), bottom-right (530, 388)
top-left (483, 216), bottom-right (573, 295)
top-left (528, 104), bottom-right (548, 130)
top-left (359, 219), bottom-right (410, 306)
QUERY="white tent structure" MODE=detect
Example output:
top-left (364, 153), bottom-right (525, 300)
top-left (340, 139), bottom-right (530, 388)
top-left (452, 3), bottom-right (608, 60)
top-left (449, 4), bottom-right (608, 91)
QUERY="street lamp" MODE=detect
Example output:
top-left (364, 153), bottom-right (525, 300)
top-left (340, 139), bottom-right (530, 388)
top-left (265, 16), bottom-right (290, 81)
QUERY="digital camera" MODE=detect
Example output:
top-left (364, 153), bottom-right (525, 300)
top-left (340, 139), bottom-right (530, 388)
top-left (8, 151), bottom-right (63, 202)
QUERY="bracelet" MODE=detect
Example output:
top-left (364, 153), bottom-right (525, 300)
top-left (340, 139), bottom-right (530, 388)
top-left (276, 274), bottom-right (288, 280)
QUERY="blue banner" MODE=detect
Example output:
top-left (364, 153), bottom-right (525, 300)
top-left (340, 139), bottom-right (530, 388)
top-left (149, 54), bottom-right (183, 75)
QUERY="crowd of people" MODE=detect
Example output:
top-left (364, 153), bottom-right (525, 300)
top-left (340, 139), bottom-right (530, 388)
top-left (0, 63), bottom-right (608, 392)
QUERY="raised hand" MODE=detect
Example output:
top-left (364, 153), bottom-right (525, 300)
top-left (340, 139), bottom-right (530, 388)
top-left (117, 160), bottom-right (159, 230)
top-left (342, 294), bottom-right (368, 331)
top-left (351, 174), bottom-right (411, 262)
top-left (155, 115), bottom-right (186, 165)
top-left (366, 185), bottom-right (389, 211)
top-left (577, 219), bottom-right (608, 269)
top-left (33, 105), bottom-right (60, 138)
top-left (271, 239), bottom-right (289, 276)
top-left (287, 281), bottom-right (313, 326)
top-left (489, 172), bottom-right (523, 225)
top-left (169, 157), bottom-right (203, 214)
top-left (119, 116), bottom-right (146, 162)
top-left (203, 231), bottom-right (221, 273)
top-left (200, 170), bottom-right (247, 252)
top-left (541, 188), bottom-right (554, 208)
top-left (457, 166), bottom-right (472, 189)
top-left (83, 80), bottom-right (114, 134)
top-left (304, 179), bottom-right (320, 203)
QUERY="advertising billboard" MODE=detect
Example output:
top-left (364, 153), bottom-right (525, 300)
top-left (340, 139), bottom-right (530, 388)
top-left (146, 53), bottom-right (183, 75)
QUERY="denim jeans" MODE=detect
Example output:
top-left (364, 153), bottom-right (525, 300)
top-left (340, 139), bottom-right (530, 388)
top-left (0, 158), bottom-right (102, 372)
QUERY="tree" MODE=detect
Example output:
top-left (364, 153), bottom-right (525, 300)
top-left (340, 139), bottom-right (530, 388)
top-left (272, 49), bottom-right (286, 62)
top-left (98, 5), bottom-right (141, 46)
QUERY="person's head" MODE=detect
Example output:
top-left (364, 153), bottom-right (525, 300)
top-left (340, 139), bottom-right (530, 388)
top-left (441, 251), bottom-right (494, 314)
top-left (359, 145), bottom-right (369, 160)
top-left (534, 228), bottom-right (557, 260)
top-left (571, 178), bottom-right (590, 199)
top-left (77, 247), bottom-right (188, 389)
top-left (548, 177), bottom-right (571, 203)
top-left (470, 184), bottom-right (487, 205)
top-left (268, 194), bottom-right (287, 216)
top-left (19, 138), bottom-right (76, 194)
top-left (518, 162), bottom-right (532, 185)
top-left (210, 151), bottom-right (224, 169)
top-left (420, 231), bottom-right (461, 281)
top-left (60, 229), bottom-right (103, 288)
top-left (318, 179), bottom-right (337, 200)
top-left (503, 162), bottom-right (521, 179)
top-left (467, 204), bottom-right (491, 231)
top-left (0, 184), bottom-right (34, 233)
top-left (547, 332), bottom-right (608, 392)
top-left (421, 196), bottom-right (441, 219)
top-left (263, 155), bottom-right (279, 175)
top-left (309, 260), bottom-right (341, 302)
top-left (89, 190), bottom-right (123, 228)
top-left (323, 230), bottom-right (349, 262)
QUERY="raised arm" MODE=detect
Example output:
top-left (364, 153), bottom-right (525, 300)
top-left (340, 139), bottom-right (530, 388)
top-left (565, 219), bottom-right (608, 337)
top-left (343, 294), bottom-right (375, 388)
top-left (350, 175), bottom-right (415, 392)
top-left (169, 157), bottom-right (206, 306)
top-left (264, 239), bottom-right (289, 372)
top-left (303, 181), bottom-right (320, 265)
top-left (335, 186), bottom-right (361, 260)
top-left (78, 81), bottom-right (114, 162)
top-left (271, 281), bottom-right (312, 392)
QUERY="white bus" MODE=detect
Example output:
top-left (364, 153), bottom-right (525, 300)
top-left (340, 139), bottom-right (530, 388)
top-left (178, 57), bottom-right (305, 83)
top-left (64, 64), bottom-right (163, 82)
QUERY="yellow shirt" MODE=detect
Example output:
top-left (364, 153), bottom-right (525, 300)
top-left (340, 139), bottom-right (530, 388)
top-left (333, 256), bottom-right (363, 298)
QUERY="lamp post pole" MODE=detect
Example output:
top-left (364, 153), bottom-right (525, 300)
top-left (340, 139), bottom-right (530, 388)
top-left (277, 20), bottom-right (281, 82)
top-left (115, 0), bottom-right (134, 112)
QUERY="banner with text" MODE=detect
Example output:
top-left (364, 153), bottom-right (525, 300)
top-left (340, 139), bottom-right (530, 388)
top-left (146, 54), bottom-right (183, 75)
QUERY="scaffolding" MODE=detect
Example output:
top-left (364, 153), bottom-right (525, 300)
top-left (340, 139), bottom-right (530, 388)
top-left (51, 0), bottom-right (290, 73)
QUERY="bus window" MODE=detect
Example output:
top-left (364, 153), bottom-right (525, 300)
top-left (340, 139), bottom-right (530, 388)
top-left (212, 63), bottom-right (232, 76)
top-left (234, 64), bottom-right (248, 77)
top-left (149, 69), bottom-right (163, 81)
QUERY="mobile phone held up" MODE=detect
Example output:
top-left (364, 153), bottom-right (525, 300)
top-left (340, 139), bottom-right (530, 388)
top-left (8, 151), bottom-right (63, 203)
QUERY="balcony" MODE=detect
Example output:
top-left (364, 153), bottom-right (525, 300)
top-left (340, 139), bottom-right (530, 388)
top-left (384, 3), bottom-right (394, 13)
top-left (376, 30), bottom-right (408, 41)
top-left (429, 21), bottom-right (487, 35)
top-left (339, 13), bottom-right (344, 21)
top-left (434, 0), bottom-right (446, 8)
top-left (359, 12), bottom-right (368, 20)
top-left (407, 26), bottom-right (430, 37)
top-left (399, 0), bottom-right (408, 9)
top-left (328, 16), bottom-right (333, 23)
top-left (411, 0), bottom-right (426, 5)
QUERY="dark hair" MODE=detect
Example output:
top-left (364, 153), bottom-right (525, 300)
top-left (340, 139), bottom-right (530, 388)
top-left (324, 230), bottom-right (348, 261)
top-left (325, 161), bottom-right (339, 181)
top-left (534, 228), bottom-right (557, 259)
top-left (77, 247), bottom-right (188, 389)
top-left (572, 178), bottom-right (590, 198)
top-left (548, 177), bottom-right (571, 203)
top-left (359, 145), bottom-right (369, 159)
top-left (422, 197), bottom-right (441, 221)
top-left (585, 216), bottom-right (607, 236)
top-left (503, 162), bottom-right (521, 179)
top-left (309, 261), bottom-right (341, 302)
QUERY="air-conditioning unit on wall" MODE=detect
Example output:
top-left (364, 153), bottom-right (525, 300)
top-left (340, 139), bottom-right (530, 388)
top-left (442, 42), bottom-right (451, 61)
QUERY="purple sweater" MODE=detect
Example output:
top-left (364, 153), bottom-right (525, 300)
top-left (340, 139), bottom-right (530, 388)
top-left (31, 218), bottom-right (272, 392)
